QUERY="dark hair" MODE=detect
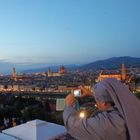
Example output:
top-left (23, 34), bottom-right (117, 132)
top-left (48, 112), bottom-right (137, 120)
top-left (105, 101), bottom-right (115, 106)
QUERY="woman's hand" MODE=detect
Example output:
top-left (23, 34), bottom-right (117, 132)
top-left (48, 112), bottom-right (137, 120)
top-left (65, 86), bottom-right (93, 107)
top-left (66, 93), bottom-right (75, 107)
top-left (79, 86), bottom-right (93, 97)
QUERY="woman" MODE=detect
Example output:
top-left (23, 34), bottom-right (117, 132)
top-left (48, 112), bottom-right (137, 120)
top-left (63, 78), bottom-right (140, 140)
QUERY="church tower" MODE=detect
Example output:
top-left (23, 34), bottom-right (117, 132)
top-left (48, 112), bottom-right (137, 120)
top-left (12, 67), bottom-right (17, 81)
top-left (48, 67), bottom-right (52, 77)
top-left (122, 64), bottom-right (126, 81)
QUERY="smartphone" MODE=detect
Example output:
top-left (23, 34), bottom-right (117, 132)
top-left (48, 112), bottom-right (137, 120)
top-left (74, 89), bottom-right (81, 97)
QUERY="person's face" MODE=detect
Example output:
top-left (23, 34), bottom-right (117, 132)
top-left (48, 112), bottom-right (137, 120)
top-left (96, 101), bottom-right (106, 111)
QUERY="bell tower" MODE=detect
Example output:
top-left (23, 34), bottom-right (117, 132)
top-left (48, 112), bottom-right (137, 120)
top-left (122, 64), bottom-right (126, 81)
top-left (12, 67), bottom-right (17, 81)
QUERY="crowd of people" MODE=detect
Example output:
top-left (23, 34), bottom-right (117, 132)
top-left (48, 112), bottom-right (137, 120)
top-left (0, 117), bottom-right (23, 131)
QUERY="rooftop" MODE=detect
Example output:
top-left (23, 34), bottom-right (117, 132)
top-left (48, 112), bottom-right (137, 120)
top-left (2, 119), bottom-right (67, 140)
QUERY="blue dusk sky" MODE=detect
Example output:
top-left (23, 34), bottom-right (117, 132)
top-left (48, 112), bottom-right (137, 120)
top-left (0, 0), bottom-right (140, 72)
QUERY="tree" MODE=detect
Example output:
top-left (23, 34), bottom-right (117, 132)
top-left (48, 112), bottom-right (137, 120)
top-left (22, 106), bottom-right (45, 121)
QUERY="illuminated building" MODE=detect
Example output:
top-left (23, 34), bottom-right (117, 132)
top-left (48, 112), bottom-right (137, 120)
top-left (47, 67), bottom-right (53, 77)
top-left (98, 72), bottom-right (121, 81)
top-left (122, 63), bottom-right (126, 81)
top-left (47, 66), bottom-right (67, 77)
top-left (12, 67), bottom-right (17, 81)
top-left (59, 66), bottom-right (67, 74)
top-left (98, 64), bottom-right (127, 81)
top-left (11, 67), bottom-right (31, 81)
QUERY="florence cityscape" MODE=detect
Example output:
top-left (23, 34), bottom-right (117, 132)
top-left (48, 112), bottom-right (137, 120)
top-left (0, 0), bottom-right (140, 140)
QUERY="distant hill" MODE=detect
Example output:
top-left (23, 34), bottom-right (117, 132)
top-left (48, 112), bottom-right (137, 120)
top-left (80, 56), bottom-right (140, 70)
top-left (22, 56), bottom-right (140, 73)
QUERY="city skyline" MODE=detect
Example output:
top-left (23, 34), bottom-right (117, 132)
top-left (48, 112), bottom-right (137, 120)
top-left (0, 0), bottom-right (140, 73)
